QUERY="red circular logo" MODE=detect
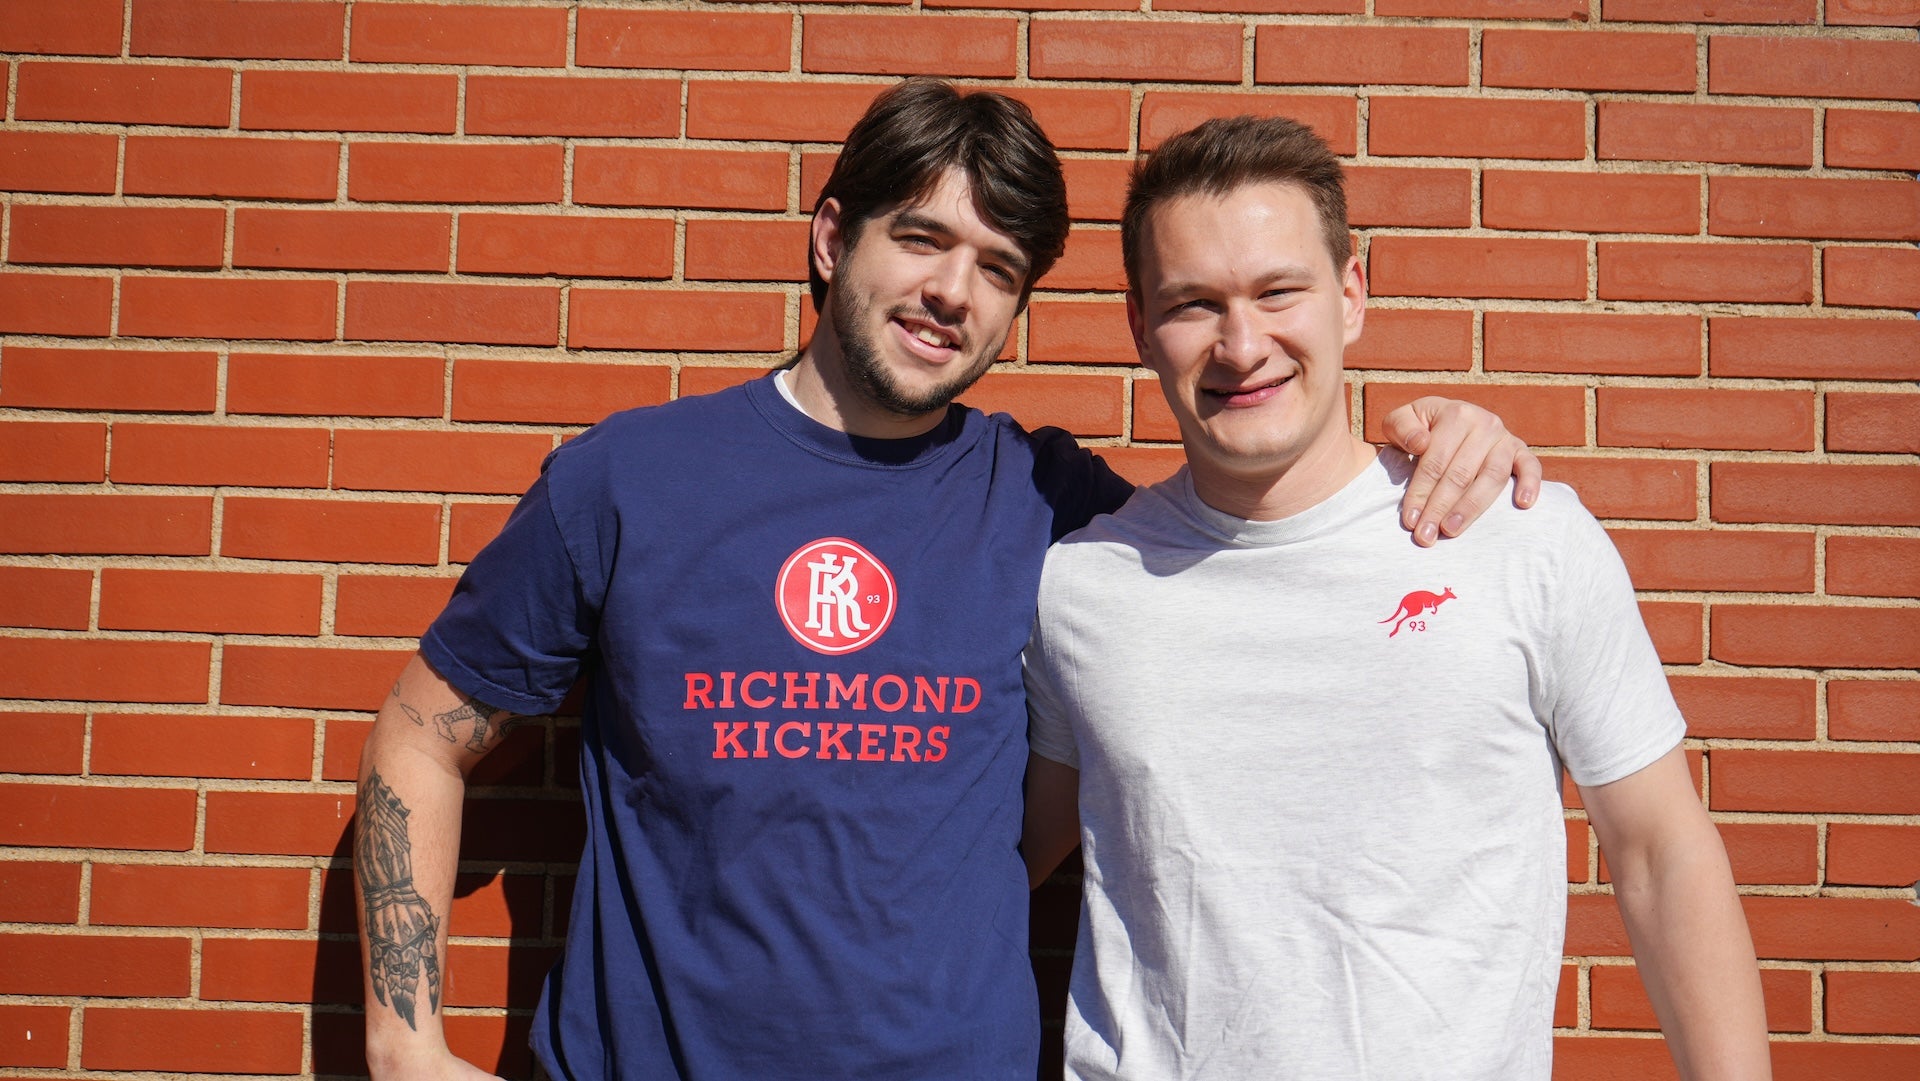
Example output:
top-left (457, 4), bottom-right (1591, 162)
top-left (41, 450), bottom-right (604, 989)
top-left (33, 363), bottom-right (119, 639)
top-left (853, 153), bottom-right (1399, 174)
top-left (775, 538), bottom-right (897, 655)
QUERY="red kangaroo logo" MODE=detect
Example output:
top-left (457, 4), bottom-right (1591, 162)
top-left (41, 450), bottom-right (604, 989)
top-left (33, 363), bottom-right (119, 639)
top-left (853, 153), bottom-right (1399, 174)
top-left (1380, 587), bottom-right (1455, 638)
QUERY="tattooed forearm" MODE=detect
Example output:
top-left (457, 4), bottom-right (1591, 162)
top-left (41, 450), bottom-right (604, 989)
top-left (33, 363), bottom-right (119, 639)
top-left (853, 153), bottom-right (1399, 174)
top-left (356, 768), bottom-right (442, 1031)
top-left (432, 695), bottom-right (514, 752)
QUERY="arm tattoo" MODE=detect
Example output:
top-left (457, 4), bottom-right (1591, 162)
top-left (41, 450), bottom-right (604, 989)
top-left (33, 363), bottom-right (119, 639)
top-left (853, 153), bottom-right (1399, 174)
top-left (432, 695), bottom-right (514, 752)
top-left (356, 768), bottom-right (442, 1031)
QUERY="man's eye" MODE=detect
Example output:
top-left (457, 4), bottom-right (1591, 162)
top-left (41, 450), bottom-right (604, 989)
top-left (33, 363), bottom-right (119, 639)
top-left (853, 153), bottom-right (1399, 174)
top-left (983, 264), bottom-right (1016, 287)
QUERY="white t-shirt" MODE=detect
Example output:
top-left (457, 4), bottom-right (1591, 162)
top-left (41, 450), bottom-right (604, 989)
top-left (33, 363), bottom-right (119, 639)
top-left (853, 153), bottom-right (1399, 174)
top-left (1025, 451), bottom-right (1684, 1081)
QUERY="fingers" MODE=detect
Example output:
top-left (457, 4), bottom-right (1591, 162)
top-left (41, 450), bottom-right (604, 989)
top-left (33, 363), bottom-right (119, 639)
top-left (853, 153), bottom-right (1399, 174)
top-left (1409, 424), bottom-right (1507, 546)
top-left (1380, 400), bottom-right (1435, 458)
top-left (1512, 444), bottom-right (1543, 510)
top-left (1396, 400), bottom-right (1472, 537)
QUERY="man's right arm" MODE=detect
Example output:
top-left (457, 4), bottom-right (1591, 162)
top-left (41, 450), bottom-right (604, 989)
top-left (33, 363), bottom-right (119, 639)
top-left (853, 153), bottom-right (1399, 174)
top-left (357, 653), bottom-right (523, 1081)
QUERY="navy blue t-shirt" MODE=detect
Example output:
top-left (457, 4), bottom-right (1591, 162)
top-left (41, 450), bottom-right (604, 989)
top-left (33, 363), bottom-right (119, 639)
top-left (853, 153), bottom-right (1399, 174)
top-left (420, 375), bottom-right (1132, 1080)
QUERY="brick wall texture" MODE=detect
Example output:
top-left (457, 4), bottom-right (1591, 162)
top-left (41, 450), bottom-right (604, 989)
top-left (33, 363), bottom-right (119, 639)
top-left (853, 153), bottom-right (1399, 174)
top-left (1, 0), bottom-right (1917, 1077)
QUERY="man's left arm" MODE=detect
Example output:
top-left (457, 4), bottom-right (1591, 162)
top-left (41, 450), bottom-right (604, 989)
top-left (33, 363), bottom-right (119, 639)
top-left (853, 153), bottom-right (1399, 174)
top-left (1580, 747), bottom-right (1772, 1081)
top-left (1381, 396), bottom-right (1543, 545)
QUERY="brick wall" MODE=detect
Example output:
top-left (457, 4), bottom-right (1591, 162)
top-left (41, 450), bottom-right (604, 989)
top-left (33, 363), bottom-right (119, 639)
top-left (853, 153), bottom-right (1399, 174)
top-left (1, 0), bottom-right (1916, 1077)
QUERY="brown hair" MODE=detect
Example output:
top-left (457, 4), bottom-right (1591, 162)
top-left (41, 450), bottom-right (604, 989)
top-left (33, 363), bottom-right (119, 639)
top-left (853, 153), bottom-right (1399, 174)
top-left (809, 78), bottom-right (1069, 312)
top-left (1122, 115), bottom-right (1351, 292)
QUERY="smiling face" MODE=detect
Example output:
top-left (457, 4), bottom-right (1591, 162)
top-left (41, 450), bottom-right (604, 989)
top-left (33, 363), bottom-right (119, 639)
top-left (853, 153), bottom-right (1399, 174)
top-left (811, 168), bottom-right (1030, 430)
top-left (1127, 181), bottom-right (1370, 517)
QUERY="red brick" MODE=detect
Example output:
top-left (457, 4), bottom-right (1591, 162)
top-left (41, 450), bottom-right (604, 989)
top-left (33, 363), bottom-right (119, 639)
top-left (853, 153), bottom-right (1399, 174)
top-left (1826, 971), bottom-right (1920, 1035)
top-left (1598, 387), bottom-right (1812, 452)
top-left (335, 574), bottom-right (457, 638)
top-left (1368, 97), bottom-right (1585, 160)
top-left (204, 790), bottom-right (356, 856)
top-left (133, 0), bottom-right (344, 60)
top-left (1254, 25), bottom-right (1467, 86)
top-left (119, 277), bottom-right (338, 342)
top-left (1483, 171), bottom-right (1699, 235)
top-left (1828, 0), bottom-right (1920, 24)
top-left (466, 75), bottom-right (679, 138)
top-left (1712, 462), bottom-right (1920, 527)
top-left (443, 941), bottom-right (556, 1008)
top-left (345, 281), bottom-right (558, 347)
top-left (0, 421), bottom-right (106, 483)
top-left (1027, 299), bottom-right (1134, 365)
top-left (1825, 246), bottom-right (1920, 311)
top-left (1827, 821), bottom-right (1920, 884)
top-left (92, 863), bottom-right (311, 930)
top-left (1053, 158), bottom-right (1127, 219)
top-left (682, 218), bottom-right (811, 283)
top-left (92, 712), bottom-right (315, 780)
top-left (1363, 383), bottom-right (1585, 447)
top-left (1710, 35), bottom-right (1920, 100)
top-left (16, 60), bottom-right (232, 125)
top-left (1347, 168), bottom-right (1471, 230)
top-left (1345, 308), bottom-right (1473, 372)
top-left (1712, 176), bottom-right (1920, 242)
top-left (82, 1006), bottom-right (303, 1073)
top-left (1829, 680), bottom-right (1920, 742)
top-left (461, 214), bottom-right (674, 279)
top-left (222, 497), bottom-right (441, 565)
top-left (0, 638), bottom-right (211, 704)
top-left (0, 272), bottom-right (114, 337)
top-left (125, 135), bottom-right (340, 200)
top-left (0, 566), bottom-right (93, 631)
top-left (1039, 227), bottom-right (1124, 293)
top-left (679, 367), bottom-right (773, 399)
top-left (1608, 528), bottom-right (1813, 593)
top-left (241, 69), bottom-right (456, 133)
top-left (960, 372), bottom-right (1125, 438)
top-left (577, 8), bottom-right (790, 71)
top-left (0, 0), bottom-right (123, 54)
top-left (1138, 92), bottom-right (1357, 155)
top-left (0, 713), bottom-right (86, 775)
top-left (1639, 600), bottom-right (1704, 664)
top-left (0, 131), bottom-right (117, 194)
top-left (1602, 0), bottom-right (1815, 21)
top-left (234, 208), bottom-right (450, 273)
top-left (1153, 0), bottom-right (1357, 9)
top-left (227, 352), bottom-right (443, 419)
top-left (320, 719), bottom-right (373, 780)
top-left (203, 936), bottom-right (360, 1004)
top-left (349, 142), bottom-right (564, 204)
top-left (1598, 241), bottom-right (1811, 304)
top-left (570, 290), bottom-right (786, 352)
top-left (99, 568), bottom-right (322, 635)
top-left (450, 502), bottom-right (514, 562)
top-left (0, 1004), bottom-right (68, 1066)
top-left (1591, 964), bottom-right (1812, 1031)
top-left (109, 422), bottom-right (330, 488)
top-left (1667, 675), bottom-right (1815, 740)
top-left (1711, 605), bottom-right (1920, 669)
top-left (333, 430), bottom-right (549, 496)
top-left (453, 359), bottom-right (670, 425)
top-left (222, 644), bottom-right (410, 712)
top-left (1743, 895), bottom-right (1920, 961)
top-left (1709, 318), bottom-right (1920, 381)
top-left (1829, 536), bottom-right (1920, 599)
top-left (310, 1011), bottom-right (535, 1075)
top-left (1003, 87), bottom-right (1135, 152)
top-left (1826, 108), bottom-right (1920, 171)
top-left (1717, 749), bottom-right (1920, 816)
top-left (1598, 100), bottom-right (1813, 168)
top-left (1370, 237), bottom-right (1586, 301)
top-left (575, 147), bottom-right (788, 212)
top-left (1485, 313), bottom-right (1700, 377)
top-left (688, 80), bottom-right (882, 143)
top-left (0, 494), bottom-right (212, 556)
top-left (350, 1), bottom-right (566, 66)
top-left (1030, 19), bottom-right (1240, 83)
top-left (805, 14), bottom-right (1017, 78)
top-left (931, 0), bottom-right (1125, 7)
top-left (0, 932), bottom-right (191, 996)
top-left (1132, 378), bottom-right (1179, 441)
top-left (1564, 893), bottom-right (1633, 956)
top-left (1377, 0), bottom-right (1584, 13)
top-left (12, 203), bottom-right (228, 272)
top-left (1485, 29), bottom-right (1695, 92)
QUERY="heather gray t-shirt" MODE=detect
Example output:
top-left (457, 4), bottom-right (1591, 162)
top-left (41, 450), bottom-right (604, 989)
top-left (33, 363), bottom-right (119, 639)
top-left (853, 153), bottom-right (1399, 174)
top-left (1025, 451), bottom-right (1683, 1081)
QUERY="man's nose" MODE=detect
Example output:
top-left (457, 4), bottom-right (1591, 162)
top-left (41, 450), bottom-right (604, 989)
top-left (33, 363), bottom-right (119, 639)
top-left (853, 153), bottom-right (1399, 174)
top-left (1214, 303), bottom-right (1267, 370)
top-left (921, 251), bottom-right (972, 321)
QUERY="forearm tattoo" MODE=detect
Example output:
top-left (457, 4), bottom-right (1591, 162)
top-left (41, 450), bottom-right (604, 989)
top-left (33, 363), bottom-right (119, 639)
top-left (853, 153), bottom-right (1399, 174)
top-left (401, 695), bottom-right (515, 752)
top-left (357, 768), bottom-right (442, 1031)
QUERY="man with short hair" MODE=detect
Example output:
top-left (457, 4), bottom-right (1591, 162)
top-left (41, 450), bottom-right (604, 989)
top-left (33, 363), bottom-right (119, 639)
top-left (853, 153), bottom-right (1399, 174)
top-left (1021, 115), bottom-right (1771, 1081)
top-left (355, 81), bottom-right (1538, 1080)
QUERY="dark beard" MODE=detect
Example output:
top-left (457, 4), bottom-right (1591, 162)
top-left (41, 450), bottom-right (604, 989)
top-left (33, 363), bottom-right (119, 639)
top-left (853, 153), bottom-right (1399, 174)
top-left (831, 288), bottom-right (994, 419)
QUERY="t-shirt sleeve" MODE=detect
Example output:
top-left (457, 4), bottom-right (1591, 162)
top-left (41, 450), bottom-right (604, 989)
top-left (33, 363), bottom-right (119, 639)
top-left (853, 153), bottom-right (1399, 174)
top-left (419, 459), bottom-right (601, 717)
top-left (1023, 569), bottom-right (1082, 769)
top-left (1539, 501), bottom-right (1686, 788)
top-left (1027, 425), bottom-right (1135, 542)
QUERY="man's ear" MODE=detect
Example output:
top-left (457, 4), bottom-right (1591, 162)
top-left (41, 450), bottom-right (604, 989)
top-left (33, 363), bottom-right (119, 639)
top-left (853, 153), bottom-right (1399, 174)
top-left (812, 198), bottom-right (847, 287)
top-left (1125, 291), bottom-right (1155, 370)
top-left (1341, 255), bottom-right (1368, 348)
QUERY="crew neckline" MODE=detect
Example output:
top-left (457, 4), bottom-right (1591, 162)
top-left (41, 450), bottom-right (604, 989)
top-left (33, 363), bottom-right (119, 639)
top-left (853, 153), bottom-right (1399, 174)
top-left (1170, 449), bottom-right (1411, 547)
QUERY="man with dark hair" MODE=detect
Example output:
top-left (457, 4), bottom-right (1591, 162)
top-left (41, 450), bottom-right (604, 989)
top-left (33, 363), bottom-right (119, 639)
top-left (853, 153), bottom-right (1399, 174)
top-left (1022, 115), bottom-right (1771, 1080)
top-left (355, 81), bottom-right (1539, 1080)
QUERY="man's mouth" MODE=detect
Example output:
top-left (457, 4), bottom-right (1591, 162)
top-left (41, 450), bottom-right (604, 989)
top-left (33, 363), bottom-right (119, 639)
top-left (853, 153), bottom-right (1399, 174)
top-left (892, 312), bottom-right (965, 358)
top-left (1203, 375), bottom-right (1293, 408)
